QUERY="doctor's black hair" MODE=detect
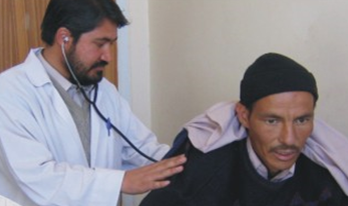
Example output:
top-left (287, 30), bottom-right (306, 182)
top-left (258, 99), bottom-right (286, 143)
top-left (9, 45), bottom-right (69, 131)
top-left (41, 0), bottom-right (129, 45)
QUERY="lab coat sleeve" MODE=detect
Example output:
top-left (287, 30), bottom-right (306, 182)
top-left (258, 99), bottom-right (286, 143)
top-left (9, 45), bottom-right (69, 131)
top-left (0, 195), bottom-right (21, 206)
top-left (0, 99), bottom-right (123, 206)
top-left (120, 107), bottom-right (170, 167)
top-left (101, 84), bottom-right (170, 168)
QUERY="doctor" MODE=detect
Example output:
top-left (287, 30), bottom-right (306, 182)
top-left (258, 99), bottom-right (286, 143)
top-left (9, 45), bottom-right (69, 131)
top-left (0, 0), bottom-right (186, 205)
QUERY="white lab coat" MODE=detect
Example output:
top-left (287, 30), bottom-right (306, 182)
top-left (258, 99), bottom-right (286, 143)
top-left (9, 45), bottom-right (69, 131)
top-left (0, 49), bottom-right (169, 206)
top-left (0, 195), bottom-right (21, 206)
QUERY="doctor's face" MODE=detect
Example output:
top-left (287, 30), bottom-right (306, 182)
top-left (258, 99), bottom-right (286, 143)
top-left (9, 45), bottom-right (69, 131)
top-left (66, 19), bottom-right (117, 86)
top-left (237, 91), bottom-right (315, 177)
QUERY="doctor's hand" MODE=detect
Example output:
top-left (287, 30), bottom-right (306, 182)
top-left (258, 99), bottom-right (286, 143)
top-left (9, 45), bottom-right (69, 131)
top-left (121, 154), bottom-right (186, 194)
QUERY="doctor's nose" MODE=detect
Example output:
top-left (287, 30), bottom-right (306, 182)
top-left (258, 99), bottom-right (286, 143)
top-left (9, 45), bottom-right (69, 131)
top-left (100, 46), bottom-right (112, 63)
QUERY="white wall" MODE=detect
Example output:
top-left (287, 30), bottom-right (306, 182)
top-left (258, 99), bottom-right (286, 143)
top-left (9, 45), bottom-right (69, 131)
top-left (147, 0), bottom-right (348, 145)
top-left (118, 0), bottom-right (152, 128)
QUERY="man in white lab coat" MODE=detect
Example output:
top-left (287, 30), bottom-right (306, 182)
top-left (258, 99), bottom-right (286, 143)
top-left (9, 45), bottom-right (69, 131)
top-left (0, 0), bottom-right (186, 205)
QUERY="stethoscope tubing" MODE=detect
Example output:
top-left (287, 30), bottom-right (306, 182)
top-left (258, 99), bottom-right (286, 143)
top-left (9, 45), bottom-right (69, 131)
top-left (61, 42), bottom-right (158, 163)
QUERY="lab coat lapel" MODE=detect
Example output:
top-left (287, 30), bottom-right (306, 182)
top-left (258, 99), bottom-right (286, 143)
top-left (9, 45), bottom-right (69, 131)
top-left (25, 49), bottom-right (79, 131)
top-left (24, 49), bottom-right (88, 165)
top-left (90, 86), bottom-right (103, 167)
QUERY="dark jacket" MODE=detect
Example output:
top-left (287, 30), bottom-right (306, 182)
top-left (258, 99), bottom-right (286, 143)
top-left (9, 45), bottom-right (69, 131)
top-left (140, 129), bottom-right (348, 206)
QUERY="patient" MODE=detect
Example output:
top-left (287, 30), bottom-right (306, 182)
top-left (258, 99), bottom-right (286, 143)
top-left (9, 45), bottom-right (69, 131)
top-left (140, 53), bottom-right (348, 206)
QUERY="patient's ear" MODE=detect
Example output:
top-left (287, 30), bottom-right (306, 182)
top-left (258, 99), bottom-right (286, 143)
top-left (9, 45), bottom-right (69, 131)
top-left (235, 102), bottom-right (250, 129)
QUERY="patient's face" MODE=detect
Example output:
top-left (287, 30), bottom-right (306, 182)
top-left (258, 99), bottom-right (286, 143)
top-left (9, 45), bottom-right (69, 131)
top-left (239, 91), bottom-right (315, 177)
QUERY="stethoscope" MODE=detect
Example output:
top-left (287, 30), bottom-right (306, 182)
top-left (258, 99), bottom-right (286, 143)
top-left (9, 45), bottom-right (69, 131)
top-left (61, 36), bottom-right (158, 163)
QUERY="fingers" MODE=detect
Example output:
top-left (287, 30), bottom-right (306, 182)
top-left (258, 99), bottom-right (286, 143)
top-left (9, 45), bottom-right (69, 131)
top-left (150, 179), bottom-right (170, 190)
top-left (121, 154), bottom-right (186, 194)
top-left (147, 154), bottom-right (186, 179)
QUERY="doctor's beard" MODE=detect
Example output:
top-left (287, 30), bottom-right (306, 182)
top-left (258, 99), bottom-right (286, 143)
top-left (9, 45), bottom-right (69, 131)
top-left (66, 47), bottom-right (108, 86)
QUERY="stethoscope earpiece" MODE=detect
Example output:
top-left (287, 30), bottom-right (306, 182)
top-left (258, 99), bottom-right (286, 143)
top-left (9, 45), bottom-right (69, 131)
top-left (63, 36), bottom-right (69, 43)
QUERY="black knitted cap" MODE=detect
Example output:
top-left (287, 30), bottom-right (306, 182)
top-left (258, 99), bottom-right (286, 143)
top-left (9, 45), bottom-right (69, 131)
top-left (240, 53), bottom-right (318, 107)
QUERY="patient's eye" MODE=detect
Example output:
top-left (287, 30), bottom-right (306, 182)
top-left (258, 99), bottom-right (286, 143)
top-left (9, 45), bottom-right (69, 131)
top-left (265, 118), bottom-right (278, 125)
top-left (295, 117), bottom-right (311, 125)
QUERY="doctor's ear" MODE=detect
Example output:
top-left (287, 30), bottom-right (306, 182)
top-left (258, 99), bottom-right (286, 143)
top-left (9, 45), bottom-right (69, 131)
top-left (56, 27), bottom-right (72, 46)
top-left (235, 102), bottom-right (250, 129)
